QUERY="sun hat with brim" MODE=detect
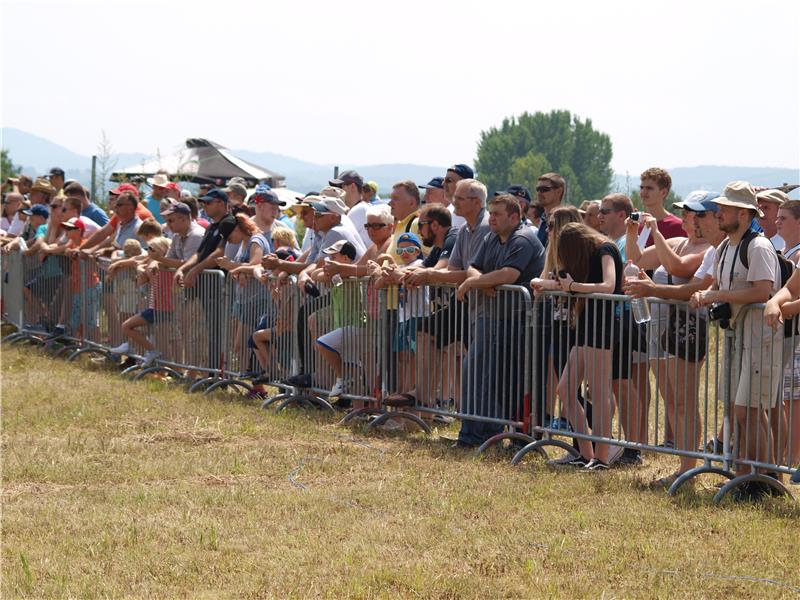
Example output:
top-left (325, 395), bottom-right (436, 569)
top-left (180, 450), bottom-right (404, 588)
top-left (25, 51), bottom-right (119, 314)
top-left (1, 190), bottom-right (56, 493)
top-left (756, 188), bottom-right (789, 206)
top-left (31, 178), bottom-right (56, 195)
top-left (148, 173), bottom-right (170, 188)
top-left (712, 180), bottom-right (763, 218)
top-left (319, 186), bottom-right (346, 199)
top-left (309, 197), bottom-right (348, 215)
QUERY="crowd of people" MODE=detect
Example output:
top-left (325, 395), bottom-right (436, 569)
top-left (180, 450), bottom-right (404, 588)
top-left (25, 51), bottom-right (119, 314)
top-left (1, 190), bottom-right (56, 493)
top-left (2, 163), bottom-right (799, 497)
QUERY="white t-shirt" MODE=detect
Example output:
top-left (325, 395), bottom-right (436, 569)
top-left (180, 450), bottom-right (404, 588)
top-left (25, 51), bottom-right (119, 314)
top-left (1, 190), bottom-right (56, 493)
top-left (448, 204), bottom-right (467, 229)
top-left (1, 214), bottom-right (24, 236)
top-left (347, 202), bottom-right (373, 247)
top-left (770, 233), bottom-right (785, 252)
top-left (693, 245), bottom-right (717, 280)
top-left (714, 235), bottom-right (780, 347)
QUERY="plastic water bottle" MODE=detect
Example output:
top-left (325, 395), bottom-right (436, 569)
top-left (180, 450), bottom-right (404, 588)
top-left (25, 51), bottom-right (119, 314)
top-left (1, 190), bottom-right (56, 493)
top-left (624, 260), bottom-right (651, 323)
top-left (331, 273), bottom-right (343, 287)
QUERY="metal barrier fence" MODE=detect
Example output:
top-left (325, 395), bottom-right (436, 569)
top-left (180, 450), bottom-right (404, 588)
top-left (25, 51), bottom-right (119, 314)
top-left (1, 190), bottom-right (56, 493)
top-left (1, 248), bottom-right (798, 502)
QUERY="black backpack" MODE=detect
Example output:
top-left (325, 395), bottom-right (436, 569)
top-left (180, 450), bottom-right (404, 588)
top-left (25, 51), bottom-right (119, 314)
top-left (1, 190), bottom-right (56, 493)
top-left (719, 230), bottom-right (795, 336)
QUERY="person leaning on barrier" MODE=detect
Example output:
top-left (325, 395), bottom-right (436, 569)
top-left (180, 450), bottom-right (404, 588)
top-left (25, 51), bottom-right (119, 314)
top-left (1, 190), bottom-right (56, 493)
top-left (453, 193), bottom-right (545, 448)
top-left (625, 194), bottom-right (726, 488)
top-left (532, 222), bottom-right (623, 470)
top-left (146, 202), bottom-right (205, 269)
top-left (79, 189), bottom-right (145, 257)
top-left (64, 181), bottom-right (109, 226)
top-left (38, 196), bottom-right (103, 258)
top-left (321, 204), bottom-right (394, 279)
top-left (690, 181), bottom-right (784, 495)
top-left (2, 204), bottom-right (48, 254)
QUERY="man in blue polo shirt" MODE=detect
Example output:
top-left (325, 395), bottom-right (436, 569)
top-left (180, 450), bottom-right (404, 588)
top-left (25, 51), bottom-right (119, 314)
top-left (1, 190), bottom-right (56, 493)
top-left (454, 193), bottom-right (545, 447)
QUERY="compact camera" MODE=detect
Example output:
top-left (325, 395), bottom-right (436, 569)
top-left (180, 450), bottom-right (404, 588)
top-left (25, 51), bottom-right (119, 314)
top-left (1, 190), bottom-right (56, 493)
top-left (708, 301), bottom-right (732, 329)
top-left (630, 212), bottom-right (640, 222)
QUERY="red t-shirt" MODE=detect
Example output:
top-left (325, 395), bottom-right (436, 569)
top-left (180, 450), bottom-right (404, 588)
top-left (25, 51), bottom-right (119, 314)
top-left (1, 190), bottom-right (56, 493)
top-left (645, 214), bottom-right (686, 246)
top-left (109, 203), bottom-right (154, 227)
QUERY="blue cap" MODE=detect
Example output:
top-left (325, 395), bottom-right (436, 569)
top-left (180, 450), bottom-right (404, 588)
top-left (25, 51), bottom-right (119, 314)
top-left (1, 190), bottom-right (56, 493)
top-left (200, 189), bottom-right (228, 203)
top-left (396, 232), bottom-right (423, 249)
top-left (23, 205), bottom-right (50, 219)
top-left (447, 164), bottom-right (474, 179)
top-left (420, 177), bottom-right (444, 190)
top-left (682, 190), bottom-right (721, 213)
top-left (251, 183), bottom-right (285, 206)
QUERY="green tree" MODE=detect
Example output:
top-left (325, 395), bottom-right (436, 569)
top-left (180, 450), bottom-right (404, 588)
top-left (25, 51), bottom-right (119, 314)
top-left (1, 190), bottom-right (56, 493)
top-left (475, 110), bottom-right (613, 204)
top-left (630, 190), bottom-right (683, 213)
top-left (1, 148), bottom-right (20, 181)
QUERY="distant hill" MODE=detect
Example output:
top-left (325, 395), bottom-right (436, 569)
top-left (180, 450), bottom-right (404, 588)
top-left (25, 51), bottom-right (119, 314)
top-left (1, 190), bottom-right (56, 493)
top-left (4, 128), bottom-right (797, 198)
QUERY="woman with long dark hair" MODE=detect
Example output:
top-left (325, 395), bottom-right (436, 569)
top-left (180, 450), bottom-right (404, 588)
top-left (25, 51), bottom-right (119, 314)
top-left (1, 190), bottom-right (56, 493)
top-left (552, 222), bottom-right (623, 469)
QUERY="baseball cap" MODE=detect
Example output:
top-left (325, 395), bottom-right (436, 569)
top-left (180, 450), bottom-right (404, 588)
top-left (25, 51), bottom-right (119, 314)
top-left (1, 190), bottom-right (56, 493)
top-left (224, 182), bottom-right (248, 198)
top-left (309, 197), bottom-right (348, 215)
top-left (363, 181), bottom-right (379, 194)
top-left (323, 240), bottom-right (357, 261)
top-left (22, 205), bottom-right (50, 219)
top-left (756, 188), bottom-right (789, 206)
top-left (161, 201), bottom-right (191, 217)
top-left (200, 189), bottom-right (229, 203)
top-left (495, 185), bottom-right (532, 204)
top-left (251, 183), bottom-right (285, 206)
top-left (49, 167), bottom-right (65, 178)
top-left (110, 183), bottom-right (140, 199)
top-left (420, 177), bottom-right (444, 190)
top-left (165, 181), bottom-right (181, 193)
top-left (396, 232), bottom-right (423, 249)
top-left (275, 246), bottom-right (299, 261)
top-left (329, 170), bottom-right (364, 188)
top-left (61, 217), bottom-right (85, 232)
top-left (218, 216), bottom-right (237, 240)
top-left (447, 164), bottom-right (474, 179)
top-left (681, 190), bottom-right (721, 213)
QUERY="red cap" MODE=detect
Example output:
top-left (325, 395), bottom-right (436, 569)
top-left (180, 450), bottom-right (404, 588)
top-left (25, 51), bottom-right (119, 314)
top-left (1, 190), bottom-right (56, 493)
top-left (166, 182), bottom-right (181, 192)
top-left (110, 183), bottom-right (140, 199)
top-left (60, 217), bottom-right (86, 232)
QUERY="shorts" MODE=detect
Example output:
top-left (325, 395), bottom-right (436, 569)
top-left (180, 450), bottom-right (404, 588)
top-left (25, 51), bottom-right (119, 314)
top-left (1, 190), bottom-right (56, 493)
top-left (248, 313), bottom-right (276, 349)
top-left (612, 311), bottom-right (649, 380)
top-left (415, 301), bottom-right (470, 349)
top-left (734, 344), bottom-right (783, 410)
top-left (392, 318), bottom-right (418, 352)
top-left (316, 325), bottom-right (369, 364)
top-left (26, 274), bottom-right (61, 304)
top-left (141, 308), bottom-right (172, 324)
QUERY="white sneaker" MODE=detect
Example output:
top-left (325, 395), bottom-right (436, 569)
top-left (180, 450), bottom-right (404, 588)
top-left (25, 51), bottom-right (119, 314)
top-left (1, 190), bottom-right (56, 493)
top-left (109, 342), bottom-right (130, 354)
top-left (329, 378), bottom-right (345, 397)
top-left (141, 349), bottom-right (161, 367)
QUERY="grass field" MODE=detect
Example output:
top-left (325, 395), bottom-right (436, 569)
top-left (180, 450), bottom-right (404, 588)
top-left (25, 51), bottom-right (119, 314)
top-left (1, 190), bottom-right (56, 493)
top-left (2, 345), bottom-right (799, 599)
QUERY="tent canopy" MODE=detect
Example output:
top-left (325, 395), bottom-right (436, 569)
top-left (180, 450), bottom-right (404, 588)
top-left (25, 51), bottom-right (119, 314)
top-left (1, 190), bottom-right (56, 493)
top-left (111, 138), bottom-right (285, 188)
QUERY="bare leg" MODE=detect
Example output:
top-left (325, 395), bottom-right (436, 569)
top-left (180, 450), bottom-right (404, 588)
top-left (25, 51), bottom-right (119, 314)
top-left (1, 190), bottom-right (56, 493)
top-left (122, 315), bottom-right (154, 351)
top-left (557, 347), bottom-right (593, 460)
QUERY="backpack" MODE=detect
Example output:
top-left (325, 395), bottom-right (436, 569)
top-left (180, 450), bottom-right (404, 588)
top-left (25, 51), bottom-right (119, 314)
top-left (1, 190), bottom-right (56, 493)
top-left (718, 230), bottom-right (795, 337)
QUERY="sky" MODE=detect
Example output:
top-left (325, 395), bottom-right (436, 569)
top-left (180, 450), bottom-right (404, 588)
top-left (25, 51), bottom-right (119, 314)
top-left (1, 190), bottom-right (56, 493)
top-left (2, 0), bottom-right (799, 174)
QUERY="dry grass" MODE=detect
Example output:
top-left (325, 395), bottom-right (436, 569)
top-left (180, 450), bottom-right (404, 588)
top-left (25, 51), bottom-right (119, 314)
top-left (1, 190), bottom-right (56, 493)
top-left (2, 345), bottom-right (799, 599)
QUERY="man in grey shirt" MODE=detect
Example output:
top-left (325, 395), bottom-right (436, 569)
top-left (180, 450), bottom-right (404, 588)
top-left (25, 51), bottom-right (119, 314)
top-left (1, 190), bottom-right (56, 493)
top-left (151, 202), bottom-right (205, 267)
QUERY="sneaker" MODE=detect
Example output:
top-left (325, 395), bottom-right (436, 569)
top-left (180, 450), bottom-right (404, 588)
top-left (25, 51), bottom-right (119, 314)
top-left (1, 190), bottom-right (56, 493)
top-left (432, 414), bottom-right (455, 425)
top-left (285, 373), bottom-right (312, 388)
top-left (109, 342), bottom-right (130, 354)
top-left (705, 437), bottom-right (724, 454)
top-left (119, 357), bottom-right (137, 370)
top-left (618, 448), bottom-right (643, 466)
top-left (582, 458), bottom-right (610, 472)
top-left (547, 454), bottom-right (589, 467)
top-left (141, 349), bottom-right (161, 367)
top-left (329, 378), bottom-right (345, 397)
top-left (549, 417), bottom-right (572, 432)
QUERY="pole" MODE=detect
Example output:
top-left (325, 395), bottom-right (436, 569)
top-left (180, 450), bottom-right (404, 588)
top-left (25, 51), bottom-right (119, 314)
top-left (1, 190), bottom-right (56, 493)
top-left (90, 155), bottom-right (97, 203)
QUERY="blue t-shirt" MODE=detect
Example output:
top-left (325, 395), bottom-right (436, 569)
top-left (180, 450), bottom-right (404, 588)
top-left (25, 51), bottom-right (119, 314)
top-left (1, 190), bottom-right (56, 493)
top-left (145, 194), bottom-right (165, 224)
top-left (81, 203), bottom-right (109, 226)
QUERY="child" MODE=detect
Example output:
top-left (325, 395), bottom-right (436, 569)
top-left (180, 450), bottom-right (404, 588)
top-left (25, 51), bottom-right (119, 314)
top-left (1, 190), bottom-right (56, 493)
top-left (109, 236), bottom-right (173, 367)
top-left (59, 218), bottom-right (102, 338)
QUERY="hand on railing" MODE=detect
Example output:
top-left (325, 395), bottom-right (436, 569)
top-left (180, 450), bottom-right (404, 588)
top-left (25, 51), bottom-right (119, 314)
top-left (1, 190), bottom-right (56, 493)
top-left (764, 301), bottom-right (785, 331)
top-left (530, 277), bottom-right (558, 296)
top-left (401, 267), bottom-right (427, 289)
top-left (689, 289), bottom-right (717, 309)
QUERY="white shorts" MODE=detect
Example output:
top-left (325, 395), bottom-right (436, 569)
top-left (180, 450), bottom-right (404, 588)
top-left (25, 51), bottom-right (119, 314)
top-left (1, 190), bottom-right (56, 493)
top-left (316, 326), bottom-right (369, 365)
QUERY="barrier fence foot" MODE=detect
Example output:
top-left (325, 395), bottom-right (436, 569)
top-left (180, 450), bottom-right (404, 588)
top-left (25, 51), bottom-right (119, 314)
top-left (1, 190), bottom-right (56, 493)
top-left (275, 394), bottom-right (334, 413)
top-left (53, 344), bottom-right (81, 358)
top-left (2, 332), bottom-right (25, 344)
top-left (188, 377), bottom-right (216, 393)
top-left (366, 411), bottom-right (432, 434)
top-left (667, 465), bottom-right (734, 496)
top-left (261, 393), bottom-right (292, 409)
top-left (10, 333), bottom-right (45, 347)
top-left (131, 366), bottom-right (186, 382)
top-left (204, 379), bottom-right (253, 396)
top-left (120, 364), bottom-right (142, 378)
top-left (338, 406), bottom-right (386, 425)
top-left (511, 438), bottom-right (571, 466)
top-left (67, 347), bottom-right (115, 363)
top-left (713, 473), bottom-right (795, 505)
top-left (476, 431), bottom-right (536, 456)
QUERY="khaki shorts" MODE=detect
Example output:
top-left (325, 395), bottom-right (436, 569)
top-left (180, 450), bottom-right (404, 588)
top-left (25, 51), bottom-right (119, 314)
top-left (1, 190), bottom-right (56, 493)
top-left (734, 344), bottom-right (783, 410)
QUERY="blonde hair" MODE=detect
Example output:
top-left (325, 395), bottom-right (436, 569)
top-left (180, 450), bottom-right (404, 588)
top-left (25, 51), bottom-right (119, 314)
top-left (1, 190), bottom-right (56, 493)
top-left (272, 226), bottom-right (298, 249)
top-left (123, 239), bottom-right (143, 258)
top-left (146, 236), bottom-right (171, 256)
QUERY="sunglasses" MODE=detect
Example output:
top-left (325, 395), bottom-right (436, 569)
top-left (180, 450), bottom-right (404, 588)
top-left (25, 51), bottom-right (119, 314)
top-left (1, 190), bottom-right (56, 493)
top-left (535, 185), bottom-right (554, 193)
top-left (363, 223), bottom-right (388, 230)
top-left (395, 246), bottom-right (419, 255)
top-left (598, 208), bottom-right (614, 215)
top-left (417, 220), bottom-right (432, 226)
top-left (50, 203), bottom-right (62, 209)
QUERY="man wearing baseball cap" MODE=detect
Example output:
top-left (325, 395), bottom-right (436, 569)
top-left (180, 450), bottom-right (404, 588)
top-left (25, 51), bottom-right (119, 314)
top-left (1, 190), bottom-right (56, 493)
top-left (420, 177), bottom-right (446, 205)
top-left (224, 181), bottom-right (249, 210)
top-left (495, 185), bottom-right (533, 226)
top-left (690, 181), bottom-right (784, 497)
top-left (443, 165), bottom-right (473, 228)
top-left (145, 173), bottom-right (171, 224)
top-left (48, 167), bottom-right (65, 194)
top-left (328, 170), bottom-right (364, 210)
top-left (152, 202), bottom-right (206, 268)
top-left (756, 188), bottom-right (789, 251)
top-left (64, 181), bottom-right (109, 226)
